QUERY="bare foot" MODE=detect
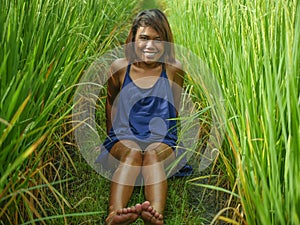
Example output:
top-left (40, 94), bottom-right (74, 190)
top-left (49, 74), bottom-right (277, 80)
top-left (141, 201), bottom-right (164, 225)
top-left (106, 204), bottom-right (142, 225)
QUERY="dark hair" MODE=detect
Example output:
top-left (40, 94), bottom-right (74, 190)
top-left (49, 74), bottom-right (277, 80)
top-left (125, 9), bottom-right (175, 63)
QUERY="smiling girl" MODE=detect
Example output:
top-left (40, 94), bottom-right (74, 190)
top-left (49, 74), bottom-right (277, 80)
top-left (99, 9), bottom-right (185, 225)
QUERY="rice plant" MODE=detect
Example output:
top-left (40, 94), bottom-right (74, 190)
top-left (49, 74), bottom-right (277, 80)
top-left (0, 0), bottom-right (136, 223)
top-left (165, 0), bottom-right (300, 224)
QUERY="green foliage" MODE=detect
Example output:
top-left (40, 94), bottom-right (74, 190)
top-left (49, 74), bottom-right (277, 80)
top-left (2, 0), bottom-right (299, 224)
top-left (166, 0), bottom-right (300, 224)
top-left (137, 0), bottom-right (165, 10)
top-left (0, 0), bottom-right (136, 223)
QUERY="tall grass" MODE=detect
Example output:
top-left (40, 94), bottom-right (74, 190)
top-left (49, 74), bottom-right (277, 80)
top-left (166, 0), bottom-right (300, 224)
top-left (0, 0), bottom-right (136, 223)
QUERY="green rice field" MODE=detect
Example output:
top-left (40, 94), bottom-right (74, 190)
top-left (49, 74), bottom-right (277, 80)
top-left (0, 0), bottom-right (299, 224)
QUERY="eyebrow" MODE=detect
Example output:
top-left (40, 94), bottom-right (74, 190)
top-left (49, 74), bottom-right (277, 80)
top-left (139, 34), bottom-right (161, 39)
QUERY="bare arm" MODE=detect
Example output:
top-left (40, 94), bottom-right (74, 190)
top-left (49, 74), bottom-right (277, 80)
top-left (167, 61), bottom-right (185, 117)
top-left (105, 59), bottom-right (127, 135)
top-left (106, 69), bottom-right (120, 134)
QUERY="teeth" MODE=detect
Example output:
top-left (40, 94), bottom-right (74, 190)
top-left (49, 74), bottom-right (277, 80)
top-left (144, 52), bottom-right (156, 57)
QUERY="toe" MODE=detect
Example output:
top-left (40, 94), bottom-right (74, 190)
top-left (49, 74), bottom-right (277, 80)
top-left (142, 201), bottom-right (151, 210)
top-left (135, 203), bottom-right (142, 214)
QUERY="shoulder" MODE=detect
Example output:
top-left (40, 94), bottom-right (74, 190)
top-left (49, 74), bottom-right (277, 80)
top-left (110, 58), bottom-right (129, 75)
top-left (166, 59), bottom-right (185, 81)
top-left (106, 58), bottom-right (128, 91)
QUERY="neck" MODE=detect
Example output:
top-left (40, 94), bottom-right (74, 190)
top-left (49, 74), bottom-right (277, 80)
top-left (134, 61), bottom-right (162, 70)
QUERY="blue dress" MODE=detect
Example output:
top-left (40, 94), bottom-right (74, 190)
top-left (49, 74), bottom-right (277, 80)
top-left (95, 63), bottom-right (191, 176)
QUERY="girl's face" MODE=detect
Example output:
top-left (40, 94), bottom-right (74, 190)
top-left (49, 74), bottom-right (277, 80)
top-left (134, 26), bottom-right (165, 64)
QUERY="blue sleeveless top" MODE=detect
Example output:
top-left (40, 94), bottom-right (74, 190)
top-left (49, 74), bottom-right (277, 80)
top-left (95, 63), bottom-right (192, 177)
top-left (102, 63), bottom-right (178, 152)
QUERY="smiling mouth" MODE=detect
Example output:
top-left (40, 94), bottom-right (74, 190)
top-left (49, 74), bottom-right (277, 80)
top-left (143, 51), bottom-right (158, 57)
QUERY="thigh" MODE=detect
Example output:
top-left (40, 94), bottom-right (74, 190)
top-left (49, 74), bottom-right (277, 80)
top-left (144, 142), bottom-right (175, 166)
top-left (110, 140), bottom-right (143, 165)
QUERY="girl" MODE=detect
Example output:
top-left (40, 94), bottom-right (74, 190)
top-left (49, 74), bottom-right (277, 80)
top-left (98, 9), bottom-right (185, 225)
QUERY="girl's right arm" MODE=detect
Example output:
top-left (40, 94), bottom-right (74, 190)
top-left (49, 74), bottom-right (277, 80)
top-left (106, 69), bottom-right (119, 135)
top-left (105, 59), bottom-right (127, 135)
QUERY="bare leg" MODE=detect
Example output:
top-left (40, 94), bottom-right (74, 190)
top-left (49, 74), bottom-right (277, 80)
top-left (141, 143), bottom-right (175, 225)
top-left (106, 140), bottom-right (143, 224)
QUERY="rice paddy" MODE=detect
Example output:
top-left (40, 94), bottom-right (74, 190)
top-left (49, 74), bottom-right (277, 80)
top-left (0, 0), bottom-right (299, 224)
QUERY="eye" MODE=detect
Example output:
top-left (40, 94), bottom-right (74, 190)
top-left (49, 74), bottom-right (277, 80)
top-left (139, 36), bottom-right (148, 41)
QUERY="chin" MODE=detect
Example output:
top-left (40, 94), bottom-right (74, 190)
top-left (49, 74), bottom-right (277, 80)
top-left (142, 59), bottom-right (160, 64)
top-left (142, 56), bottom-right (164, 64)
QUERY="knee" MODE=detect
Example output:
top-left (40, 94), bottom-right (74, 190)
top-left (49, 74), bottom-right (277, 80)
top-left (142, 149), bottom-right (165, 183)
top-left (121, 149), bottom-right (143, 166)
top-left (111, 140), bottom-right (143, 166)
top-left (143, 149), bottom-right (159, 166)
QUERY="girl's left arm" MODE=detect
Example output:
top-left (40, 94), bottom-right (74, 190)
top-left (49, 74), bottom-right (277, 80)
top-left (170, 61), bottom-right (185, 117)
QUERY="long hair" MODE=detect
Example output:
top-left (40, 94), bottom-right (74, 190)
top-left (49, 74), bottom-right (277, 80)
top-left (125, 9), bottom-right (175, 63)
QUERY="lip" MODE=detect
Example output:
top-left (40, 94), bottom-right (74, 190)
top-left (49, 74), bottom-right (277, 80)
top-left (143, 51), bottom-right (159, 57)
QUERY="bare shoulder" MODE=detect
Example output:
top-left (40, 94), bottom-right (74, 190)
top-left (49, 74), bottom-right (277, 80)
top-left (166, 59), bottom-right (185, 81)
top-left (110, 58), bottom-right (128, 75)
top-left (106, 58), bottom-right (128, 90)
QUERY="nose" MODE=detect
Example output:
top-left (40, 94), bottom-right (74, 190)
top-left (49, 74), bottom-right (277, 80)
top-left (145, 40), bottom-right (155, 49)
